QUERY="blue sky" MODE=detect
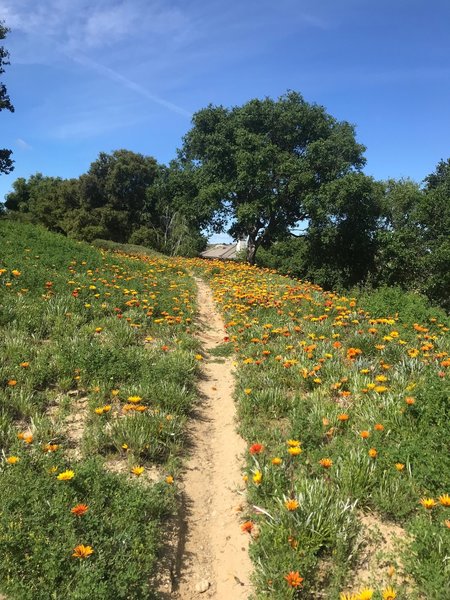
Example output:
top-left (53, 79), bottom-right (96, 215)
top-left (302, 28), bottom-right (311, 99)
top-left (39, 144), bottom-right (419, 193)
top-left (1, 0), bottom-right (449, 242)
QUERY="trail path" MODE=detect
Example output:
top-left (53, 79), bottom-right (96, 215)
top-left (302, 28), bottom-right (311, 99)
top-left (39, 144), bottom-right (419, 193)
top-left (173, 277), bottom-right (252, 599)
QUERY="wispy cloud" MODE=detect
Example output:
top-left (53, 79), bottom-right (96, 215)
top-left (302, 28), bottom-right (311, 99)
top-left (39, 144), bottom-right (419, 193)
top-left (15, 137), bottom-right (32, 150)
top-left (0, 0), bottom-right (192, 117)
top-left (71, 54), bottom-right (192, 118)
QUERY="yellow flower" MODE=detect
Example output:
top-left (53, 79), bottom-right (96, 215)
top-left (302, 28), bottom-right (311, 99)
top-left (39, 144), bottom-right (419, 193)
top-left (252, 470), bottom-right (262, 485)
top-left (340, 594), bottom-right (358, 600)
top-left (244, 388), bottom-right (252, 394)
top-left (395, 463), bottom-right (405, 471)
top-left (272, 457), bottom-right (282, 465)
top-left (439, 494), bottom-right (450, 507)
top-left (195, 354), bottom-right (203, 360)
top-left (72, 544), bottom-right (94, 559)
top-left (6, 456), bottom-right (19, 464)
top-left (57, 470), bottom-right (75, 481)
top-left (368, 448), bottom-right (377, 458)
top-left (286, 439), bottom-right (301, 447)
top-left (382, 587), bottom-right (397, 600)
top-left (127, 395), bottom-right (142, 404)
top-left (284, 498), bottom-right (299, 511)
top-left (420, 497), bottom-right (436, 509)
top-left (131, 466), bottom-right (145, 477)
top-left (11, 269), bottom-right (21, 276)
top-left (357, 588), bottom-right (373, 600)
top-left (288, 446), bottom-right (302, 456)
top-left (165, 475), bottom-right (174, 484)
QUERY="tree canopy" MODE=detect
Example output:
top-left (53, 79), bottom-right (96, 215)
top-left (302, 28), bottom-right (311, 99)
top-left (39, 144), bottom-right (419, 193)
top-left (180, 91), bottom-right (366, 263)
top-left (0, 21), bottom-right (14, 175)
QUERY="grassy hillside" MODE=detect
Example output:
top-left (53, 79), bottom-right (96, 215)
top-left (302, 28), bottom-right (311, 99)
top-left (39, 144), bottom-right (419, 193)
top-left (193, 259), bottom-right (450, 600)
top-left (0, 221), bottom-right (199, 599)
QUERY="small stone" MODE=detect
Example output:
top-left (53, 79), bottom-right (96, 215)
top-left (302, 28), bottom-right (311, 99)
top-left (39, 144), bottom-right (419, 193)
top-left (195, 580), bottom-right (210, 593)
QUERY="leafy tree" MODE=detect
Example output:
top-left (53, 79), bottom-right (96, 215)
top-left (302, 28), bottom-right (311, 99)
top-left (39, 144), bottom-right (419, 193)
top-left (181, 91), bottom-right (366, 263)
top-left (78, 149), bottom-right (158, 242)
top-left (304, 173), bottom-right (383, 288)
top-left (375, 179), bottom-right (425, 289)
top-left (1, 21), bottom-right (14, 175)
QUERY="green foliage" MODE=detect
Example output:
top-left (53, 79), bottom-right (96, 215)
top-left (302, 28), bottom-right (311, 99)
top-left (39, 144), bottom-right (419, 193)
top-left (0, 221), bottom-right (200, 598)
top-left (0, 454), bottom-right (170, 600)
top-left (181, 90), bottom-right (366, 263)
top-left (0, 20), bottom-right (14, 175)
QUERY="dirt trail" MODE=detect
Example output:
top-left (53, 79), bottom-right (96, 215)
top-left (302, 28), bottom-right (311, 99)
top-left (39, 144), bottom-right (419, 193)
top-left (173, 277), bottom-right (252, 599)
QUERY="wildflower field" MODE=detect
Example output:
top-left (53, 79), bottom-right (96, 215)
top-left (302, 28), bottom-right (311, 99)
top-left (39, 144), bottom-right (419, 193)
top-left (1, 220), bottom-right (449, 600)
top-left (192, 259), bottom-right (450, 600)
top-left (0, 221), bottom-right (199, 599)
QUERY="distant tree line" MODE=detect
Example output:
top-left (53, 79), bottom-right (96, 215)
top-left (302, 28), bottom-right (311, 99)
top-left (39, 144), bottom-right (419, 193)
top-left (2, 89), bottom-right (449, 309)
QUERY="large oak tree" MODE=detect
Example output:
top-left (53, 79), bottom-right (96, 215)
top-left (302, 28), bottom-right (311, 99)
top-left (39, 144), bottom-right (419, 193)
top-left (180, 91), bottom-right (366, 263)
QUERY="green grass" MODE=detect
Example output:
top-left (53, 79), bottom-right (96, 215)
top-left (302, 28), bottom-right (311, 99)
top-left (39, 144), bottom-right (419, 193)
top-left (0, 221), bottom-right (200, 599)
top-left (192, 258), bottom-right (450, 600)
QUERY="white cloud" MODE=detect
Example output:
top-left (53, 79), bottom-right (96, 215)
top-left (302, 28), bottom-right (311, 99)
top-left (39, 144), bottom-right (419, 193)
top-left (15, 137), bottom-right (32, 150)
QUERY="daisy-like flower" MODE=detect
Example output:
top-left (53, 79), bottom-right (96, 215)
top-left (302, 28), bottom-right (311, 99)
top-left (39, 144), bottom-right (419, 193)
top-left (284, 498), bottom-right (299, 511)
top-left (71, 504), bottom-right (89, 517)
top-left (420, 497), bottom-right (436, 510)
top-left (382, 586), bottom-right (397, 600)
top-left (127, 395), bottom-right (142, 404)
top-left (57, 470), bottom-right (75, 481)
top-left (72, 544), bottom-right (94, 559)
top-left (252, 470), bottom-right (262, 485)
top-left (6, 456), bottom-right (19, 464)
top-left (368, 448), bottom-right (377, 458)
top-left (249, 443), bottom-right (264, 455)
top-left (284, 571), bottom-right (303, 588)
top-left (319, 458), bottom-right (333, 468)
top-left (241, 521), bottom-right (253, 533)
top-left (395, 463), bottom-right (405, 471)
top-left (131, 466), bottom-right (144, 477)
top-left (438, 494), bottom-right (450, 507)
top-left (288, 446), bottom-right (302, 456)
top-left (357, 588), bottom-right (374, 600)
top-left (272, 457), bottom-right (282, 465)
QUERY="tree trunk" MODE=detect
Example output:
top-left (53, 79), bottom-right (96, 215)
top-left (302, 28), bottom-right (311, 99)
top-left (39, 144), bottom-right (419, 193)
top-left (246, 236), bottom-right (257, 265)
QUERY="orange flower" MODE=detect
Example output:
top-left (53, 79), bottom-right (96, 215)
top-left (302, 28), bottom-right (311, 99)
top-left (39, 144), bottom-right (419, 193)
top-left (284, 571), bottom-right (304, 588)
top-left (395, 463), bottom-right (405, 471)
top-left (241, 521), bottom-right (253, 533)
top-left (360, 430), bottom-right (370, 439)
top-left (43, 444), bottom-right (59, 452)
top-left (284, 498), bottom-right (299, 511)
top-left (71, 504), bottom-right (89, 517)
top-left (405, 396), bottom-right (415, 405)
top-left (7, 379), bottom-right (17, 386)
top-left (338, 413), bottom-right (349, 422)
top-left (374, 423), bottom-right (384, 431)
top-left (249, 443), bottom-right (264, 455)
top-left (319, 458), bottom-right (333, 468)
top-left (368, 448), bottom-right (377, 458)
top-left (6, 456), bottom-right (19, 464)
top-left (438, 494), bottom-right (450, 507)
top-left (20, 362), bottom-right (30, 368)
top-left (419, 497), bottom-right (436, 510)
top-left (72, 544), bottom-right (94, 559)
top-left (272, 457), bottom-right (282, 465)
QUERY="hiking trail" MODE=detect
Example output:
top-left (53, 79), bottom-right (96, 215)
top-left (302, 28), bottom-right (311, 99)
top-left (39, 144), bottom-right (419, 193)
top-left (172, 277), bottom-right (252, 599)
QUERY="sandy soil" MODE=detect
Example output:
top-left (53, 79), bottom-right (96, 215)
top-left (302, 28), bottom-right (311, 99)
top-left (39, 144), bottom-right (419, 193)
top-left (171, 277), bottom-right (253, 599)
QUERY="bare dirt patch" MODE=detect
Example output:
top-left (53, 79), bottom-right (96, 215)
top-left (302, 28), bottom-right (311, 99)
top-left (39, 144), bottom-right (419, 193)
top-left (347, 510), bottom-right (415, 593)
top-left (170, 277), bottom-right (253, 599)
